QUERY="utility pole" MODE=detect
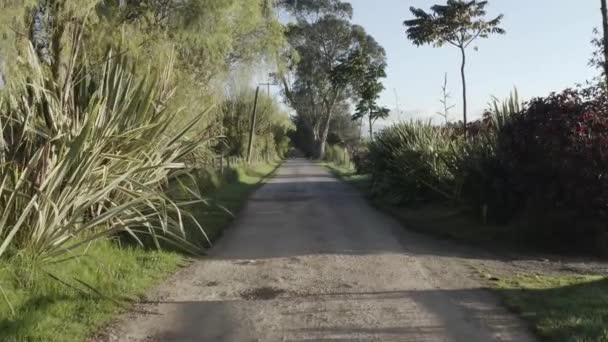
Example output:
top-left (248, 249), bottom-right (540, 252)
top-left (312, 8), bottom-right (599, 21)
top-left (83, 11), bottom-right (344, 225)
top-left (259, 83), bottom-right (272, 96)
top-left (247, 73), bottom-right (278, 164)
top-left (246, 86), bottom-right (261, 164)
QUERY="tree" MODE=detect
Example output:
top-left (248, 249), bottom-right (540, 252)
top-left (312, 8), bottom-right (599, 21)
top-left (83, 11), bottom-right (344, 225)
top-left (281, 0), bottom-right (386, 158)
top-left (353, 100), bottom-right (389, 140)
top-left (348, 57), bottom-right (389, 140)
top-left (601, 0), bottom-right (608, 88)
top-left (404, 0), bottom-right (504, 136)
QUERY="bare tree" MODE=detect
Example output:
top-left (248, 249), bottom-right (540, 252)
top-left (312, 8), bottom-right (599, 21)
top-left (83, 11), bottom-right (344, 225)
top-left (436, 73), bottom-right (455, 124)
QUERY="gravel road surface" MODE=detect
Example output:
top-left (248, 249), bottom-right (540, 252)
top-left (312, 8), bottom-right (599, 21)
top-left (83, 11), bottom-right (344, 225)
top-left (98, 158), bottom-right (535, 342)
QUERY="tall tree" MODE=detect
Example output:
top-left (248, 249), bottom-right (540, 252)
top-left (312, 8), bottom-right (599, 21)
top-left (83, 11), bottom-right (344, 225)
top-left (344, 51), bottom-right (389, 140)
top-left (281, 0), bottom-right (385, 158)
top-left (404, 0), bottom-right (504, 136)
top-left (601, 0), bottom-right (608, 88)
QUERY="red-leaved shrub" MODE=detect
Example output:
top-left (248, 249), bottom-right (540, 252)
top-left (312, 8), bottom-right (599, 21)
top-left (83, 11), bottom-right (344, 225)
top-left (498, 89), bottom-right (608, 247)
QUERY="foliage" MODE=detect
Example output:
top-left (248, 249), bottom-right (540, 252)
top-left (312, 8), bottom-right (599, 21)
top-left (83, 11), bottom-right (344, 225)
top-left (497, 88), bottom-right (608, 246)
top-left (368, 120), bottom-right (459, 205)
top-left (404, 0), bottom-right (505, 133)
top-left (0, 161), bottom-right (277, 341)
top-left (0, 0), bottom-right (291, 334)
top-left (497, 275), bottom-right (608, 342)
top-left (590, 28), bottom-right (606, 79)
top-left (404, 1), bottom-right (505, 48)
top-left (218, 89), bottom-right (293, 161)
top-left (0, 47), bottom-right (209, 263)
top-left (281, 0), bottom-right (386, 158)
top-left (366, 86), bottom-right (608, 253)
top-left (0, 240), bottom-right (182, 341)
top-left (367, 90), bottom-right (521, 209)
top-left (351, 146), bottom-right (372, 174)
top-left (345, 48), bottom-right (389, 140)
top-left (324, 144), bottom-right (351, 167)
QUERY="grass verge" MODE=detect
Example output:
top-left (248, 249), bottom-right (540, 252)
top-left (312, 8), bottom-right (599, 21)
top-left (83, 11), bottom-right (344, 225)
top-left (0, 161), bottom-right (280, 342)
top-left (496, 275), bottom-right (608, 341)
top-left (189, 162), bottom-right (282, 242)
top-left (322, 163), bottom-right (371, 194)
top-left (325, 162), bottom-right (608, 342)
top-left (324, 163), bottom-right (523, 249)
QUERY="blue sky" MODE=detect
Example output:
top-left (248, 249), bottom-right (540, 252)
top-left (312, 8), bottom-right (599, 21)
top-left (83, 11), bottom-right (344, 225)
top-left (348, 0), bottom-right (601, 122)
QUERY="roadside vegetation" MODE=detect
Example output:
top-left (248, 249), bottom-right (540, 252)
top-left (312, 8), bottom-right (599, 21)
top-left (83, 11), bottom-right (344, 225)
top-left (497, 275), bottom-right (608, 341)
top-left (323, 1), bottom-right (608, 340)
top-left (0, 161), bottom-right (278, 341)
top-left (2, 0), bottom-right (608, 340)
top-left (0, 0), bottom-right (290, 340)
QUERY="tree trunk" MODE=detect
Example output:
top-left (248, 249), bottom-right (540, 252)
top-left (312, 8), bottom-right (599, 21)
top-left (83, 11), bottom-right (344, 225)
top-left (602, 0), bottom-right (608, 89)
top-left (459, 46), bottom-right (468, 137)
top-left (368, 110), bottom-right (373, 140)
top-left (316, 107), bottom-right (335, 160)
top-left (359, 117), bottom-right (364, 140)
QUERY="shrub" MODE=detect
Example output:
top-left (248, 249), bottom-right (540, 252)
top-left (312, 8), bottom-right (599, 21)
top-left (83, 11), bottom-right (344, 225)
top-left (445, 90), bottom-right (522, 222)
top-left (497, 89), bottom-right (608, 246)
top-left (218, 91), bottom-right (293, 162)
top-left (369, 121), bottom-right (459, 204)
top-left (0, 47), bottom-right (207, 263)
top-left (352, 146), bottom-right (372, 174)
top-left (325, 145), bottom-right (352, 167)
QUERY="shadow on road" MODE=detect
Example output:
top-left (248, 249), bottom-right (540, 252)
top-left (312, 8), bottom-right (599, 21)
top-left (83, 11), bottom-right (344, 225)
top-left (145, 287), bottom-right (528, 342)
top-left (207, 159), bottom-right (515, 263)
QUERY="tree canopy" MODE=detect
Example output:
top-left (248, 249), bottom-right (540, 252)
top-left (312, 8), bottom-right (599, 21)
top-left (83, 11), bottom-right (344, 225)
top-left (281, 0), bottom-right (386, 157)
top-left (404, 0), bottom-right (504, 134)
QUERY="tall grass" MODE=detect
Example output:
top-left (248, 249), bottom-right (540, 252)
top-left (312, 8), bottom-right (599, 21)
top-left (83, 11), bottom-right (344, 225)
top-left (325, 145), bottom-right (351, 167)
top-left (370, 120), bottom-right (459, 204)
top-left (0, 46), bottom-right (210, 264)
top-left (368, 89), bottom-right (522, 210)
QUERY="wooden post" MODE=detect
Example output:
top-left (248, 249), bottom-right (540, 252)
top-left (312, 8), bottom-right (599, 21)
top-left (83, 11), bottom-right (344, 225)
top-left (247, 86), bottom-right (261, 165)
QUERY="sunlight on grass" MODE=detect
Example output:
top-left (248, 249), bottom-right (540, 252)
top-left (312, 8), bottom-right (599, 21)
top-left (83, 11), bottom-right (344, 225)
top-left (0, 240), bottom-right (182, 341)
top-left (496, 275), bottom-right (608, 342)
top-left (323, 162), bottom-right (371, 194)
top-left (0, 161), bottom-right (280, 342)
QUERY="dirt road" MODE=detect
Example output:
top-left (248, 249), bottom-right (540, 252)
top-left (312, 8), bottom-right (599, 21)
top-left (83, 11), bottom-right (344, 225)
top-left (100, 158), bottom-right (535, 341)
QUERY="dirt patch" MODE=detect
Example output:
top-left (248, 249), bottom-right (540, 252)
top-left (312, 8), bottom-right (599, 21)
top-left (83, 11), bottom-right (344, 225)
top-left (239, 287), bottom-right (286, 300)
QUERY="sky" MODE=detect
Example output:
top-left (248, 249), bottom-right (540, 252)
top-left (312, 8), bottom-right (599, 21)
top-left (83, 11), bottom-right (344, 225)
top-left (347, 0), bottom-right (602, 122)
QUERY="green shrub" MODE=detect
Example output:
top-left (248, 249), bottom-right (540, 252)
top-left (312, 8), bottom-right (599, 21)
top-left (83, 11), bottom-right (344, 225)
top-left (0, 47), bottom-right (207, 263)
top-left (369, 120), bottom-right (459, 204)
top-left (218, 90), bottom-right (293, 162)
top-left (325, 145), bottom-right (352, 167)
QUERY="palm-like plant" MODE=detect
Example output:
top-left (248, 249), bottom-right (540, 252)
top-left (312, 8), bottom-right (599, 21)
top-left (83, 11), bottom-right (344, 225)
top-left (0, 45), bottom-right (211, 263)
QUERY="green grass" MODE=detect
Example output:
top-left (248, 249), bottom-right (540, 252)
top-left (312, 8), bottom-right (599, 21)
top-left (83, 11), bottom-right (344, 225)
top-left (323, 163), bottom-right (371, 194)
top-left (189, 162), bottom-right (281, 242)
top-left (0, 241), bottom-right (183, 342)
top-left (0, 161), bottom-right (280, 342)
top-left (496, 275), bottom-right (608, 341)
top-left (325, 162), bottom-right (516, 247)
